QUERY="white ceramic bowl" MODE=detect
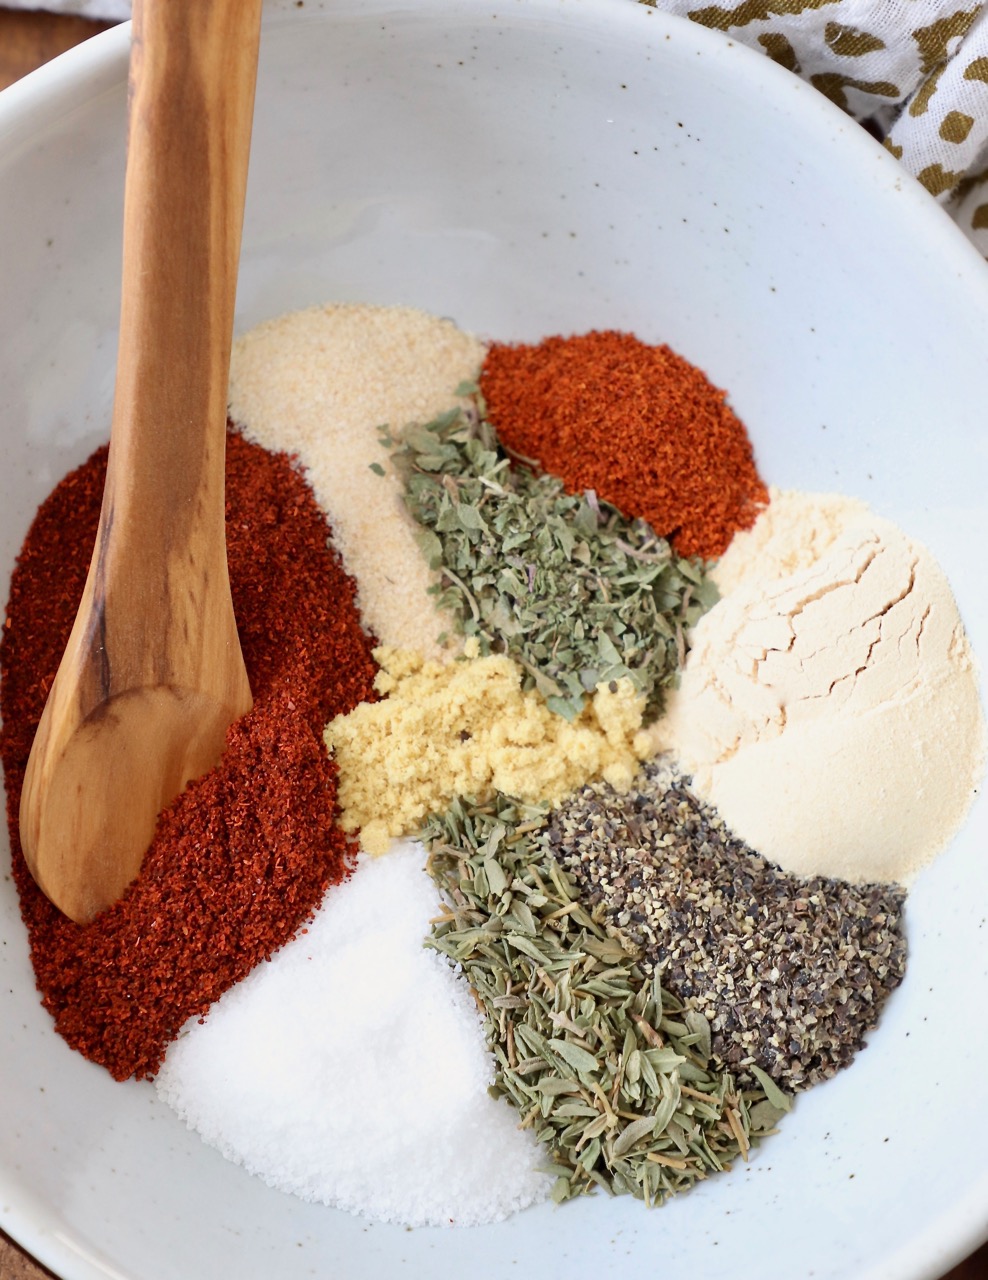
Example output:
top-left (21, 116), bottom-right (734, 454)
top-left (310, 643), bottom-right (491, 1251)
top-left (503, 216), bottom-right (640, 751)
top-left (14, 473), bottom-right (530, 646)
top-left (2, 3), bottom-right (987, 1278)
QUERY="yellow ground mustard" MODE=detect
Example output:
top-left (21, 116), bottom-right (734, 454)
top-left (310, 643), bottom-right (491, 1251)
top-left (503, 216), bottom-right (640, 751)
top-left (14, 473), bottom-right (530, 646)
top-left (324, 641), bottom-right (654, 854)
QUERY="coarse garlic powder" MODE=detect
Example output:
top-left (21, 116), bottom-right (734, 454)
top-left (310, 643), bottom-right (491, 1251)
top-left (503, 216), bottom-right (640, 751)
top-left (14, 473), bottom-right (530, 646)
top-left (228, 303), bottom-right (485, 659)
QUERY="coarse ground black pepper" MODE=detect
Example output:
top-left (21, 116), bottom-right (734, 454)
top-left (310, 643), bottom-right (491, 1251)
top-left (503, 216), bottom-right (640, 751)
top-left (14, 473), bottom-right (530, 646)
top-left (546, 759), bottom-right (908, 1091)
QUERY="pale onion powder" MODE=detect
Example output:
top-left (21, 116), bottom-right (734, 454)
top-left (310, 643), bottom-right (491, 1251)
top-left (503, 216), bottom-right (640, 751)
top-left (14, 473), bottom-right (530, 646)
top-left (658, 492), bottom-right (986, 884)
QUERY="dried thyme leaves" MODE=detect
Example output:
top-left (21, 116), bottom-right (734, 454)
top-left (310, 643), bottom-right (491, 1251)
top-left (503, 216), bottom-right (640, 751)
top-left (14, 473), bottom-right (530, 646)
top-left (385, 398), bottom-right (717, 720)
top-left (549, 760), bottom-right (908, 1092)
top-left (422, 794), bottom-right (788, 1206)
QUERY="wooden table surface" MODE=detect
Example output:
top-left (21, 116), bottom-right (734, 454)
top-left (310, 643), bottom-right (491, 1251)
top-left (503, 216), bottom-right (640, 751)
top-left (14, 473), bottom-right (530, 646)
top-left (0, 6), bottom-right (986, 1280)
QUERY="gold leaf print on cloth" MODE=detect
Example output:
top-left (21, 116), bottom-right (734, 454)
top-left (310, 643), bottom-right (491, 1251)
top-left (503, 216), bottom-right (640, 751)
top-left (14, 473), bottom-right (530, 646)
top-left (916, 159), bottom-right (968, 190)
top-left (954, 163), bottom-right (988, 228)
top-left (909, 63), bottom-right (949, 115)
top-left (911, 63), bottom-right (947, 114)
top-left (811, 72), bottom-right (900, 109)
top-left (641, 0), bottom-right (988, 255)
top-left (824, 22), bottom-right (886, 56)
top-left (759, 30), bottom-right (802, 69)
top-left (888, 1), bottom-right (988, 228)
top-left (914, 7), bottom-right (982, 76)
top-left (908, 9), bottom-right (981, 115)
top-left (941, 108), bottom-right (976, 137)
top-left (687, 0), bottom-right (839, 34)
top-left (669, 0), bottom-right (964, 122)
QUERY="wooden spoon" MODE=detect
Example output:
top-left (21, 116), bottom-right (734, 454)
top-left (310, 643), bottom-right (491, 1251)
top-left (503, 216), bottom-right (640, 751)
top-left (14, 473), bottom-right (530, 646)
top-left (18, 0), bottom-right (262, 924)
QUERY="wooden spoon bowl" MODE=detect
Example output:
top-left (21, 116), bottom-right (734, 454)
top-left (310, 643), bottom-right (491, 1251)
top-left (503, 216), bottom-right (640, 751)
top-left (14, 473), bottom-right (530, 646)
top-left (18, 0), bottom-right (262, 925)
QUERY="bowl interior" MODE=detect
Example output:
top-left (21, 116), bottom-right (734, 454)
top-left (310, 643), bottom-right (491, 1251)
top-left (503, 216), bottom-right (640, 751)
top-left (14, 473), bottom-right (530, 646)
top-left (2, 3), bottom-right (988, 1279)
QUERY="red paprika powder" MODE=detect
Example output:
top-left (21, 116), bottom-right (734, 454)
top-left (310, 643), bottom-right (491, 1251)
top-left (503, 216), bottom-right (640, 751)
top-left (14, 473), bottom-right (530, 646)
top-left (479, 330), bottom-right (767, 560)
top-left (0, 431), bottom-right (378, 1080)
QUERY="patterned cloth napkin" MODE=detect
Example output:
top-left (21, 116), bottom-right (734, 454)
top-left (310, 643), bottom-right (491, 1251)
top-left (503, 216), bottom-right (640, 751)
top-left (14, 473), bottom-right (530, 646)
top-left (10, 0), bottom-right (988, 254)
top-left (651, 0), bottom-right (988, 254)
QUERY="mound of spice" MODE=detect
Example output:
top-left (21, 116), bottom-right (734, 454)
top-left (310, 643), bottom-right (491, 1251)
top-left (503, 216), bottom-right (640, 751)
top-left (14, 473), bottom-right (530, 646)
top-left (0, 431), bottom-right (378, 1080)
top-left (155, 840), bottom-right (552, 1227)
top-left (550, 760), bottom-right (908, 1092)
top-left (228, 302), bottom-right (485, 659)
top-left (656, 493), bottom-right (986, 885)
top-left (325, 643), bottom-right (651, 855)
top-left (387, 400), bottom-right (715, 720)
top-left (479, 330), bottom-right (767, 560)
top-left (422, 794), bottom-right (789, 1206)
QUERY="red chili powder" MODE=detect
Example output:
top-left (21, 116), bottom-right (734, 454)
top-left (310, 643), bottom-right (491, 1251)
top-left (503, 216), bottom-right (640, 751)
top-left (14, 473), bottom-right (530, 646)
top-left (0, 431), bottom-right (378, 1080)
top-left (479, 330), bottom-right (768, 560)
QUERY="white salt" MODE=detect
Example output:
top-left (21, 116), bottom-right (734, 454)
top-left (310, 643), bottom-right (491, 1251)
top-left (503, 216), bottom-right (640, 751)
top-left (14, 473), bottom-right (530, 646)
top-left (155, 840), bottom-right (552, 1227)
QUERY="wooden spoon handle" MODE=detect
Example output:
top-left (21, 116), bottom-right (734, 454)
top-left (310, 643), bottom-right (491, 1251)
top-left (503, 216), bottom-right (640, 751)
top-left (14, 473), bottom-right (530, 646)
top-left (102, 0), bottom-right (263, 666)
top-left (18, 0), bottom-right (260, 923)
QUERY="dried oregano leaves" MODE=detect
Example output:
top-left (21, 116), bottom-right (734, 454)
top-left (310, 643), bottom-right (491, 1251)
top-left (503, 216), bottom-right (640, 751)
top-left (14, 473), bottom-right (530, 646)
top-left (384, 395), bottom-right (717, 720)
top-left (422, 794), bottom-right (789, 1205)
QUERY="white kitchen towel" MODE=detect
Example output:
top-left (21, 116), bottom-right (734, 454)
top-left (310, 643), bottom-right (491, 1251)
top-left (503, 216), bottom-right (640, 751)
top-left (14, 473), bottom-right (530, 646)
top-left (9, 0), bottom-right (988, 254)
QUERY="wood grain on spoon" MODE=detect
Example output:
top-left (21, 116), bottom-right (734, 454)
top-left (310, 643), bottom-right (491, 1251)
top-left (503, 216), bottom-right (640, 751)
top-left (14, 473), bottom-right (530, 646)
top-left (18, 0), bottom-right (261, 925)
